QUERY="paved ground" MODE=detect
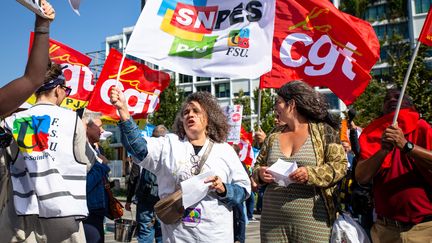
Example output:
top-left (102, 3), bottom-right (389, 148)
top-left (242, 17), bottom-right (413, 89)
top-left (105, 201), bottom-right (261, 242)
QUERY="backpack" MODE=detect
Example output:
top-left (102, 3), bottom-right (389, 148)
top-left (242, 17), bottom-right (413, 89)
top-left (135, 168), bottom-right (159, 205)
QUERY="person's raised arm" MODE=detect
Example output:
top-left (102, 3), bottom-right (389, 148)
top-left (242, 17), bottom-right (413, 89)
top-left (110, 86), bottom-right (148, 160)
top-left (110, 86), bottom-right (130, 121)
top-left (0, 0), bottom-right (55, 116)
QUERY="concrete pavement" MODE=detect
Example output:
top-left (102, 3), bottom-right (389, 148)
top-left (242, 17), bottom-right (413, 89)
top-left (105, 202), bottom-right (261, 243)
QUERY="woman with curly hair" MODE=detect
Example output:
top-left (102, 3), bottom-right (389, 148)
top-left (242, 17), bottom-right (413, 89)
top-left (110, 88), bottom-right (250, 243)
top-left (253, 81), bottom-right (347, 242)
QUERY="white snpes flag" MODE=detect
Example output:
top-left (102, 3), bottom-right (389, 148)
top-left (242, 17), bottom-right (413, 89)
top-left (126, 0), bottom-right (276, 79)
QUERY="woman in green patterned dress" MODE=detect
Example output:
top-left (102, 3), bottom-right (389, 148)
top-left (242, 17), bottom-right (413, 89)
top-left (253, 81), bottom-right (348, 242)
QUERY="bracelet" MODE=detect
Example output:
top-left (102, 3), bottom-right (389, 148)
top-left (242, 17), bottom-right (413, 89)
top-left (34, 26), bottom-right (49, 34)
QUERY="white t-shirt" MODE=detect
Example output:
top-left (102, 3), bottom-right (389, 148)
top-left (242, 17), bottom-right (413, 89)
top-left (136, 134), bottom-right (251, 243)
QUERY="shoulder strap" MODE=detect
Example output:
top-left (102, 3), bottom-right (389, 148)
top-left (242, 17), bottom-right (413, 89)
top-left (196, 140), bottom-right (214, 175)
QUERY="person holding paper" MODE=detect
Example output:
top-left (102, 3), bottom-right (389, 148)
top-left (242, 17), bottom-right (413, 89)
top-left (110, 89), bottom-right (251, 243)
top-left (253, 81), bottom-right (348, 242)
top-left (0, 0), bottom-right (55, 117)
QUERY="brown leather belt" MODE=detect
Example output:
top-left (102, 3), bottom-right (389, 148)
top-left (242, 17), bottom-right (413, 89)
top-left (377, 215), bottom-right (432, 230)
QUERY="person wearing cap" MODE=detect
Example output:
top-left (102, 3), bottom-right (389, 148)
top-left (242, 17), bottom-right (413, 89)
top-left (0, 0), bottom-right (55, 117)
top-left (2, 63), bottom-right (90, 242)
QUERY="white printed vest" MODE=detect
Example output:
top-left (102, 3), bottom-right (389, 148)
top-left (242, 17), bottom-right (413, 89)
top-left (5, 104), bottom-right (88, 218)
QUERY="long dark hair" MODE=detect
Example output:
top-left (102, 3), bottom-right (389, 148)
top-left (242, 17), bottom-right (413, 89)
top-left (276, 81), bottom-right (339, 129)
top-left (172, 91), bottom-right (229, 143)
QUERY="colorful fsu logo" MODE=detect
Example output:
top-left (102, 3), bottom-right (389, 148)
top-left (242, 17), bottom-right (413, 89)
top-left (13, 116), bottom-right (51, 153)
top-left (157, 0), bottom-right (263, 59)
top-left (228, 29), bottom-right (250, 48)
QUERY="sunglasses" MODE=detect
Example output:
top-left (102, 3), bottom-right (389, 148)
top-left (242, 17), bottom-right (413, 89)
top-left (59, 85), bottom-right (72, 97)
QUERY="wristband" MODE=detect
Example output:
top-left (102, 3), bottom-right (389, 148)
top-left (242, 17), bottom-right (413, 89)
top-left (34, 26), bottom-right (49, 34)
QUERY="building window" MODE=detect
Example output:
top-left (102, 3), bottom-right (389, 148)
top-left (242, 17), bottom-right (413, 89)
top-left (125, 33), bottom-right (132, 44)
top-left (365, 4), bottom-right (387, 21)
top-left (196, 85), bottom-right (211, 92)
top-left (215, 83), bottom-right (230, 98)
top-left (232, 80), bottom-right (250, 97)
top-left (197, 76), bottom-right (210, 82)
top-left (179, 87), bottom-right (192, 97)
top-left (323, 93), bottom-right (340, 110)
top-left (415, 0), bottom-right (432, 14)
top-left (179, 74), bottom-right (192, 83)
top-left (108, 41), bottom-right (121, 51)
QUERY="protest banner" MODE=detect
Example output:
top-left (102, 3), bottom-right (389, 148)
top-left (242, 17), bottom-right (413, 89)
top-left (87, 49), bottom-right (171, 128)
top-left (126, 0), bottom-right (276, 79)
top-left (28, 33), bottom-right (93, 110)
top-left (223, 104), bottom-right (243, 143)
top-left (260, 0), bottom-right (380, 105)
top-left (238, 126), bottom-right (254, 168)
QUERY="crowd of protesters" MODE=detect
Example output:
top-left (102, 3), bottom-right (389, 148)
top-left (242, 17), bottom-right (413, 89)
top-left (0, 1), bottom-right (431, 243)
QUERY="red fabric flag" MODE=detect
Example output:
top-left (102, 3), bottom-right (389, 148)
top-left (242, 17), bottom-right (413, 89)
top-left (260, 0), bottom-right (380, 105)
top-left (87, 49), bottom-right (171, 126)
top-left (29, 32), bottom-right (94, 110)
top-left (419, 6), bottom-right (432, 46)
top-left (238, 126), bottom-right (255, 167)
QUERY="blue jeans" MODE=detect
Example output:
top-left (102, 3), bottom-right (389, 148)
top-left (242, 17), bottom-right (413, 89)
top-left (233, 202), bottom-right (246, 243)
top-left (136, 202), bottom-right (162, 243)
top-left (256, 185), bottom-right (266, 213)
top-left (246, 191), bottom-right (255, 219)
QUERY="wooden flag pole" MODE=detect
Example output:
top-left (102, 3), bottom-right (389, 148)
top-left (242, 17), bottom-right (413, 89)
top-left (392, 41), bottom-right (421, 125)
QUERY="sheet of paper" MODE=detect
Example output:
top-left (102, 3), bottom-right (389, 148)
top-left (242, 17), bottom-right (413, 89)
top-left (181, 170), bottom-right (215, 209)
top-left (267, 159), bottom-right (298, 187)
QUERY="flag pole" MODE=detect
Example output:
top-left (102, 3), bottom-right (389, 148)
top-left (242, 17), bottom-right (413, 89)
top-left (115, 49), bottom-right (127, 88)
top-left (392, 40), bottom-right (421, 125)
top-left (257, 89), bottom-right (262, 128)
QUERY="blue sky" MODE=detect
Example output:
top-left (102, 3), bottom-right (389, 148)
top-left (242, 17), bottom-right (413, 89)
top-left (0, 0), bottom-right (141, 88)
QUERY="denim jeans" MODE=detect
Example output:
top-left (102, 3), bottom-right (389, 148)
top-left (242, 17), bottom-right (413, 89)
top-left (246, 191), bottom-right (255, 219)
top-left (256, 185), bottom-right (266, 213)
top-left (136, 202), bottom-right (162, 243)
top-left (233, 202), bottom-right (246, 243)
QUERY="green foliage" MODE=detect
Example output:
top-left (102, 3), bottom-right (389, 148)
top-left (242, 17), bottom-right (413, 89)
top-left (233, 89), bottom-right (252, 131)
top-left (352, 79), bottom-right (387, 127)
top-left (253, 88), bottom-right (276, 134)
top-left (232, 88), bottom-right (276, 134)
top-left (391, 45), bottom-right (432, 123)
top-left (148, 79), bottom-right (185, 130)
top-left (339, 0), bottom-right (370, 17)
top-left (99, 138), bottom-right (115, 160)
top-left (387, 0), bottom-right (407, 19)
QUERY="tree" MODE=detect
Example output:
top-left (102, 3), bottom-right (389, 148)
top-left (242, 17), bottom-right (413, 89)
top-left (233, 89), bottom-right (252, 131)
top-left (339, 0), bottom-right (371, 18)
top-left (351, 78), bottom-right (387, 127)
top-left (253, 88), bottom-right (276, 134)
top-left (391, 44), bottom-right (432, 122)
top-left (148, 79), bottom-right (185, 130)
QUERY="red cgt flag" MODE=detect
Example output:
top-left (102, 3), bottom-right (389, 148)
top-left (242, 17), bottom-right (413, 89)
top-left (87, 49), bottom-right (171, 126)
top-left (29, 32), bottom-right (94, 110)
top-left (419, 6), bottom-right (432, 46)
top-left (260, 0), bottom-right (380, 105)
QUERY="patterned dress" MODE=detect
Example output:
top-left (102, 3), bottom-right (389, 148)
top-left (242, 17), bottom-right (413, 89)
top-left (260, 135), bottom-right (331, 243)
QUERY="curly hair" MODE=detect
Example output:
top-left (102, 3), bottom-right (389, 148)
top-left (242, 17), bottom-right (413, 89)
top-left (276, 81), bottom-right (339, 129)
top-left (172, 91), bottom-right (229, 143)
